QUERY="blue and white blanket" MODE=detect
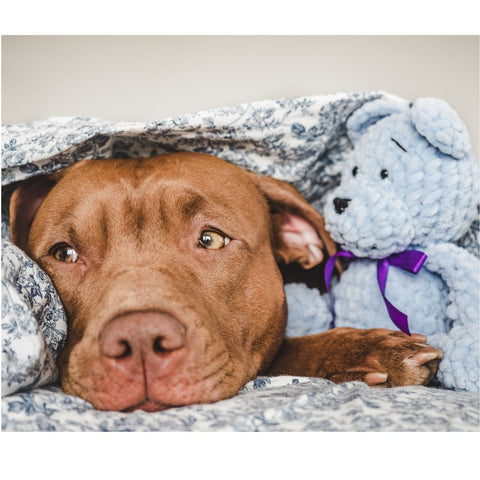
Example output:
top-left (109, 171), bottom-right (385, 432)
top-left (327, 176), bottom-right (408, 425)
top-left (2, 92), bottom-right (479, 431)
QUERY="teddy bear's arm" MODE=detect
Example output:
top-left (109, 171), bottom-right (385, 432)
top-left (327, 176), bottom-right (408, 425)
top-left (423, 243), bottom-right (480, 327)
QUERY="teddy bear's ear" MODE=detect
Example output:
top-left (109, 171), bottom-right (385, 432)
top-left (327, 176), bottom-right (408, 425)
top-left (346, 96), bottom-right (411, 143)
top-left (411, 98), bottom-right (471, 159)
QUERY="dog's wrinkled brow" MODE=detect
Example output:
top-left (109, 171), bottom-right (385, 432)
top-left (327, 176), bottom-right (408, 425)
top-left (67, 225), bottom-right (84, 251)
top-left (177, 191), bottom-right (207, 221)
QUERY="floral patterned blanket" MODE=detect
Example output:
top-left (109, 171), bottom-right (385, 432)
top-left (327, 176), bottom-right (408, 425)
top-left (2, 92), bottom-right (479, 431)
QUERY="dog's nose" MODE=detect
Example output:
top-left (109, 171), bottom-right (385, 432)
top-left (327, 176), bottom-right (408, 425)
top-left (100, 311), bottom-right (186, 360)
top-left (333, 197), bottom-right (351, 214)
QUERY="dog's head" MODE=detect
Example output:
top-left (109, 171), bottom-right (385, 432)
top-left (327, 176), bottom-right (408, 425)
top-left (9, 153), bottom-right (335, 411)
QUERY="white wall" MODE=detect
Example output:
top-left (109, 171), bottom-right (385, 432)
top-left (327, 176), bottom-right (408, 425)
top-left (2, 35), bottom-right (479, 156)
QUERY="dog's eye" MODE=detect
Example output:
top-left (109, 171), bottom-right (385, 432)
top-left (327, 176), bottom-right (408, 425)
top-left (198, 230), bottom-right (230, 250)
top-left (352, 166), bottom-right (358, 177)
top-left (51, 244), bottom-right (79, 263)
top-left (380, 169), bottom-right (389, 179)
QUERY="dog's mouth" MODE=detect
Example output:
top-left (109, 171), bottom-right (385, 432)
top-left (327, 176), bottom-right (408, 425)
top-left (122, 398), bottom-right (180, 413)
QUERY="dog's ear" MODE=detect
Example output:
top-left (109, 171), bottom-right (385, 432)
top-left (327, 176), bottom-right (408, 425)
top-left (251, 173), bottom-right (337, 269)
top-left (9, 174), bottom-right (59, 252)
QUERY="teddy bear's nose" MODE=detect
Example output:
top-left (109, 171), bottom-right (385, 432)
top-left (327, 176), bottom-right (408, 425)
top-left (333, 197), bottom-right (351, 214)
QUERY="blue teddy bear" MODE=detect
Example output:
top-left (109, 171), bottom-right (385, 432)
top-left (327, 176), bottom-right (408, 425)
top-left (286, 97), bottom-right (479, 392)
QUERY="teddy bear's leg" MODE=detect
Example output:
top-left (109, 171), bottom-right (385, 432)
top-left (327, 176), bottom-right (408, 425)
top-left (430, 325), bottom-right (480, 392)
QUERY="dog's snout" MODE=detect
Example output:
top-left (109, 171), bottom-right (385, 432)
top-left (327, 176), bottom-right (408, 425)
top-left (333, 197), bottom-right (351, 214)
top-left (100, 311), bottom-right (186, 360)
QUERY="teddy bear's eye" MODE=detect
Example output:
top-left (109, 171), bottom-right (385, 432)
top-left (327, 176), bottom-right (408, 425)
top-left (352, 166), bottom-right (358, 177)
top-left (380, 169), bottom-right (389, 179)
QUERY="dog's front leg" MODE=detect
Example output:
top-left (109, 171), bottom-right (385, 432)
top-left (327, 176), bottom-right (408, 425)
top-left (266, 327), bottom-right (442, 387)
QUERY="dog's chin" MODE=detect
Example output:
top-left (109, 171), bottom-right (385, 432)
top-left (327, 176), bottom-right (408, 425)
top-left (122, 399), bottom-right (177, 413)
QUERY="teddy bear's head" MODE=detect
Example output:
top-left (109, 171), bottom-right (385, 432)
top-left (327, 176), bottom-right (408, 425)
top-left (324, 97), bottom-right (479, 259)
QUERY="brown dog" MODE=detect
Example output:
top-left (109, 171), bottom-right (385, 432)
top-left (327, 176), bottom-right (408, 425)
top-left (9, 153), bottom-right (442, 412)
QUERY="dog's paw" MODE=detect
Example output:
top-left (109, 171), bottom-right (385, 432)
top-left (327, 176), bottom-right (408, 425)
top-left (327, 329), bottom-right (443, 387)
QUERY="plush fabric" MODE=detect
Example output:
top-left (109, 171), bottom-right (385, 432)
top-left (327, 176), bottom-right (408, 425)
top-left (2, 92), bottom-right (479, 431)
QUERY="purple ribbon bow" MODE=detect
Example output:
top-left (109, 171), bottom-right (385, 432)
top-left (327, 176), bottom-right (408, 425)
top-left (324, 250), bottom-right (428, 336)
